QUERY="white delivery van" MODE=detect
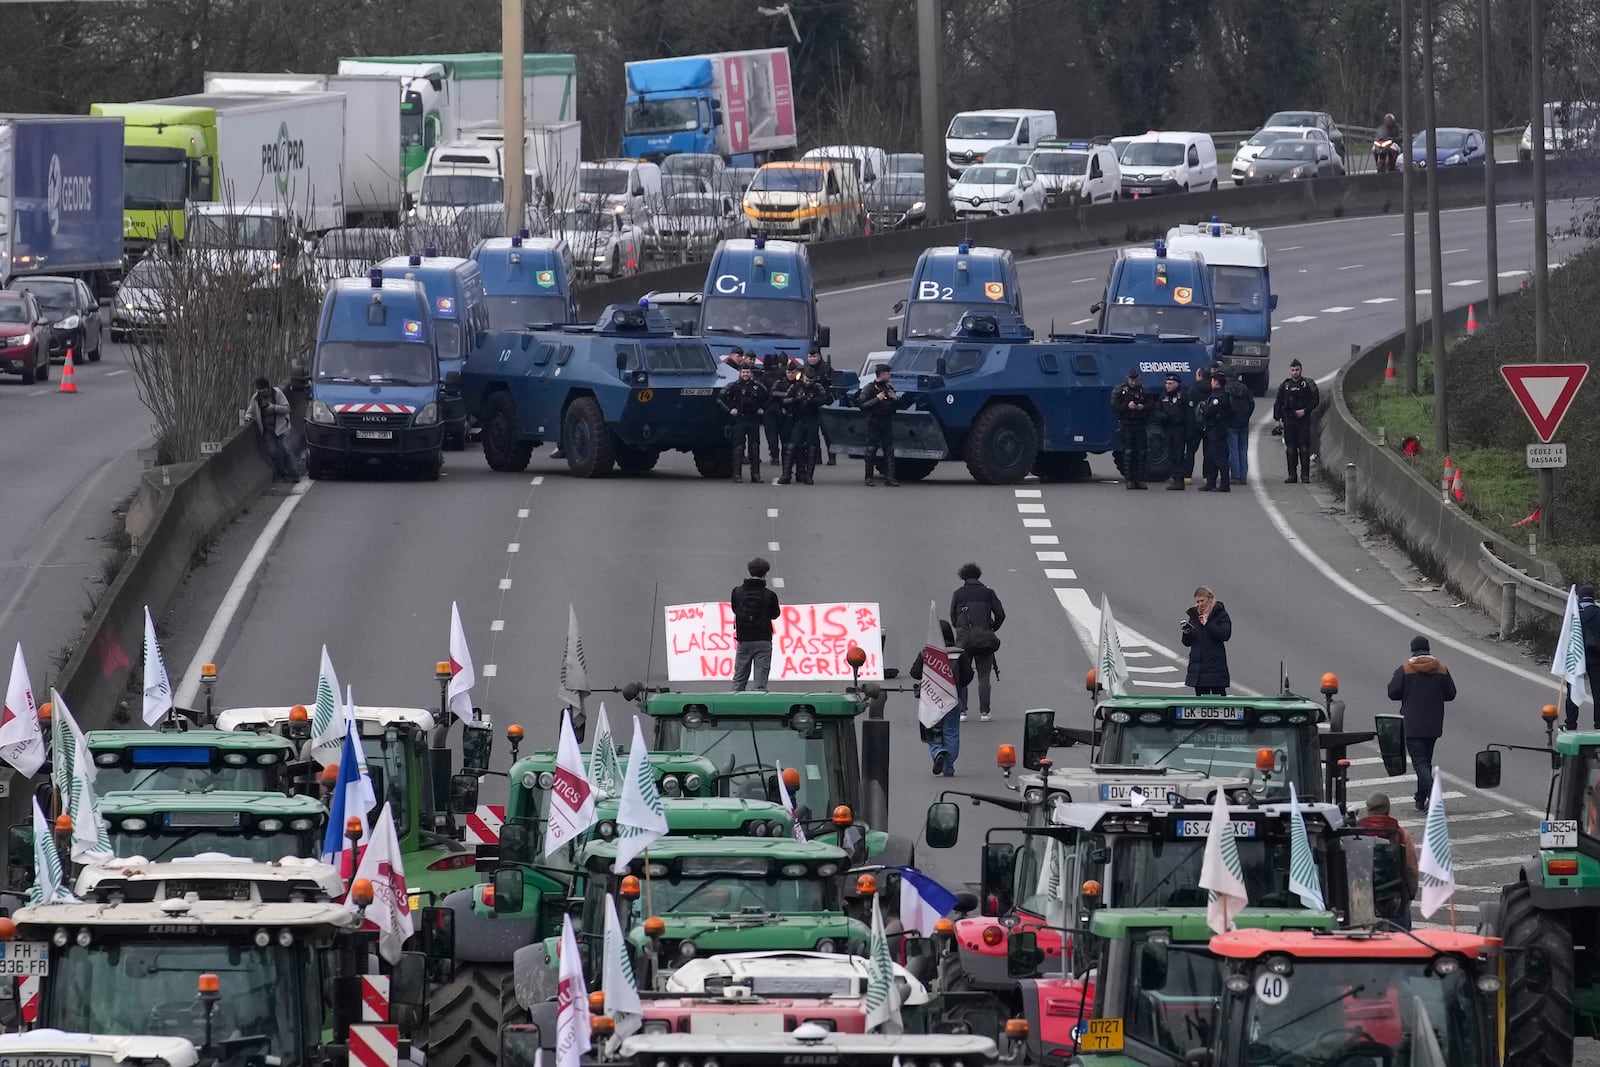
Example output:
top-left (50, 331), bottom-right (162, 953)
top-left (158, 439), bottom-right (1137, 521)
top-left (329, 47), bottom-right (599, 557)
top-left (578, 159), bottom-right (662, 222)
top-left (804, 145), bottom-right (888, 189)
top-left (943, 109), bottom-right (1058, 185)
top-left (1118, 132), bottom-right (1218, 197)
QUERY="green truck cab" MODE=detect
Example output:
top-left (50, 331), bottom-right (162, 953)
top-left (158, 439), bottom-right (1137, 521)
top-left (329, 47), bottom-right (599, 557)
top-left (85, 727), bottom-right (299, 796)
top-left (86, 103), bottom-right (215, 257)
top-left (97, 790), bottom-right (328, 863)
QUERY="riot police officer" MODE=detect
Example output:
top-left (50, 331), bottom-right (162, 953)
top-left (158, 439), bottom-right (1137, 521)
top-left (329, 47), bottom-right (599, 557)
top-left (1155, 373), bottom-right (1190, 491)
top-left (720, 365), bottom-right (769, 483)
top-left (761, 352), bottom-right (788, 464)
top-left (1272, 358), bottom-right (1320, 483)
top-left (781, 362), bottom-right (825, 485)
top-left (857, 364), bottom-right (899, 486)
top-left (1110, 370), bottom-right (1152, 489)
top-left (805, 342), bottom-right (837, 465)
top-left (1199, 369), bottom-right (1233, 492)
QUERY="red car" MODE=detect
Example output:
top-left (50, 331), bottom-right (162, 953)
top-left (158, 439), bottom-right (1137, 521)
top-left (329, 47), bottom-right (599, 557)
top-left (0, 291), bottom-right (52, 385)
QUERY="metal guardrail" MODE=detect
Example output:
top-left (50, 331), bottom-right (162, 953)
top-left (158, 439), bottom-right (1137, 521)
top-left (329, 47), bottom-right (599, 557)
top-left (1479, 540), bottom-right (1566, 621)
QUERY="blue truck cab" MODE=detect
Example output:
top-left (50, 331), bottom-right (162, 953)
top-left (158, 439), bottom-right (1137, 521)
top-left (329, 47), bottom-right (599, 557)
top-left (887, 242), bottom-right (1023, 347)
top-left (374, 250), bottom-right (489, 449)
top-left (470, 232), bottom-right (578, 330)
top-left (462, 303), bottom-right (734, 479)
top-left (305, 273), bottom-right (446, 480)
top-left (1094, 242), bottom-right (1231, 366)
top-left (1164, 218), bottom-right (1276, 395)
top-left (699, 236), bottom-right (830, 370)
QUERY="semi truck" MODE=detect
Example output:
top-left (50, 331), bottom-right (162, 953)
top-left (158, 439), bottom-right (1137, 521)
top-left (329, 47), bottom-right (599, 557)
top-left (621, 49), bottom-right (797, 164)
top-left (203, 71), bottom-right (405, 225)
top-left (0, 114), bottom-right (125, 293)
top-left (90, 92), bottom-right (345, 261)
top-left (337, 53), bottom-right (578, 196)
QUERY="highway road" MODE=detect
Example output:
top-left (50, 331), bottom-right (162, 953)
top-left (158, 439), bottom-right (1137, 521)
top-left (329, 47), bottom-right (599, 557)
top-left (152, 198), bottom-right (1586, 936)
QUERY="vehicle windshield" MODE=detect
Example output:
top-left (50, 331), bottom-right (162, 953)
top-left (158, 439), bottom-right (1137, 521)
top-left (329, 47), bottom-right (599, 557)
top-left (109, 822), bottom-right (316, 863)
top-left (752, 169), bottom-right (824, 193)
top-left (646, 856), bottom-right (832, 914)
top-left (1241, 960), bottom-right (1485, 1065)
top-left (419, 174), bottom-right (503, 207)
top-left (905, 301), bottom-right (1007, 339)
top-left (48, 940), bottom-right (307, 1062)
top-left (186, 215), bottom-right (285, 251)
top-left (949, 115), bottom-right (1021, 140)
top-left (401, 99), bottom-right (425, 148)
top-left (663, 155), bottom-right (720, 181)
top-left (0, 301), bottom-right (32, 323)
top-left (1211, 266), bottom-right (1269, 311)
top-left (1123, 142), bottom-right (1187, 167)
top-left (1101, 721), bottom-right (1310, 798)
top-left (983, 147), bottom-right (1033, 164)
top-left (431, 320), bottom-right (467, 360)
top-left (958, 165), bottom-right (1019, 186)
top-left (484, 293), bottom-right (569, 329)
top-left (124, 257), bottom-right (178, 291)
top-left (123, 159), bottom-right (188, 210)
top-left (1103, 304), bottom-right (1215, 340)
top-left (13, 281), bottom-right (77, 312)
top-left (700, 296), bottom-right (813, 338)
top-left (1015, 804), bottom-right (1100, 921)
top-left (318, 231), bottom-right (400, 262)
top-left (1125, 933), bottom-right (1224, 1056)
top-left (580, 169), bottom-right (631, 196)
top-left (626, 98), bottom-right (700, 136)
top-left (1259, 142), bottom-right (1320, 161)
top-left (872, 175), bottom-right (925, 197)
top-left (92, 761), bottom-right (274, 795)
top-left (1247, 130), bottom-right (1297, 147)
top-left (1413, 130), bottom-right (1469, 150)
top-left (886, 155), bottom-right (924, 174)
top-left (664, 195), bottom-right (722, 217)
top-left (1030, 151), bottom-right (1088, 175)
top-left (654, 717), bottom-right (848, 819)
top-left (554, 210), bottom-right (620, 234)
top-left (1265, 112), bottom-right (1321, 129)
top-left (663, 177), bottom-right (711, 199)
top-left (1111, 832), bottom-right (1325, 909)
top-left (361, 734), bottom-right (411, 829)
top-left (314, 341), bottom-right (436, 385)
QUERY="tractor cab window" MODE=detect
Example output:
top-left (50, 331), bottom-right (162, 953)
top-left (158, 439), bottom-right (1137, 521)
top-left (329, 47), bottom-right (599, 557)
top-left (1122, 932), bottom-right (1222, 1056)
top-left (1582, 750), bottom-right (1600, 837)
top-left (654, 716), bottom-right (848, 823)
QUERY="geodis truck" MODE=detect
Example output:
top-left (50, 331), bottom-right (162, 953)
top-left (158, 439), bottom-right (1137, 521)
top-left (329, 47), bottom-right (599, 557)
top-left (0, 114), bottom-right (126, 294)
top-left (621, 49), bottom-right (798, 164)
top-left (337, 53), bottom-right (578, 196)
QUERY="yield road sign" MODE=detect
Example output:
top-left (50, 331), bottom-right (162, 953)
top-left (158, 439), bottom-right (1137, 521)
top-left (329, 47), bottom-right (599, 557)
top-left (1526, 443), bottom-right (1568, 468)
top-left (1499, 363), bottom-right (1590, 443)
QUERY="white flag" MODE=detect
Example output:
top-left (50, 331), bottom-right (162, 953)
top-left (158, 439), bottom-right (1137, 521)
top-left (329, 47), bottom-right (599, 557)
top-left (915, 600), bottom-right (959, 729)
top-left (345, 803), bottom-right (413, 963)
top-left (0, 644), bottom-right (45, 776)
top-left (1097, 594), bottom-right (1130, 697)
top-left (544, 710), bottom-right (597, 857)
top-left (50, 690), bottom-right (111, 864)
top-left (603, 895), bottom-right (643, 1043)
top-left (556, 914), bottom-right (592, 1067)
top-left (311, 645), bottom-right (345, 755)
top-left (1287, 782), bottom-right (1325, 911)
top-left (1199, 788), bottom-right (1248, 934)
top-left (27, 797), bottom-right (77, 905)
top-left (447, 602), bottom-right (477, 722)
top-left (614, 716), bottom-right (668, 869)
top-left (141, 606), bottom-right (173, 726)
top-left (863, 894), bottom-right (903, 1033)
top-left (587, 704), bottom-right (624, 799)
top-left (558, 604), bottom-right (590, 712)
top-left (1417, 771), bottom-right (1455, 919)
top-left (775, 761), bottom-right (806, 841)
top-left (1555, 585), bottom-right (1590, 710)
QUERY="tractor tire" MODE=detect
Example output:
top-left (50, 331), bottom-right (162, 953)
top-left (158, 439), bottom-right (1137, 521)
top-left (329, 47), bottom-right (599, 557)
top-left (1500, 880), bottom-right (1575, 1067)
top-left (894, 459), bottom-right (938, 482)
top-left (482, 392), bottom-right (534, 472)
top-left (693, 446), bottom-right (734, 480)
top-left (963, 403), bottom-right (1038, 484)
top-left (424, 963), bottom-right (511, 1067)
top-left (562, 397), bottom-right (616, 478)
top-left (1033, 452), bottom-right (1092, 482)
top-left (617, 446), bottom-right (661, 474)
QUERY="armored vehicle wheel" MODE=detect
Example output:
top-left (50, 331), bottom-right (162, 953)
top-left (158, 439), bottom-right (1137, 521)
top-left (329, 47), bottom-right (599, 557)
top-left (482, 393), bottom-right (534, 472)
top-left (617, 446), bottom-right (661, 474)
top-left (964, 404), bottom-right (1039, 484)
top-left (895, 459), bottom-right (938, 482)
top-left (1500, 879), bottom-right (1575, 1067)
top-left (1033, 453), bottom-right (1092, 482)
top-left (306, 455), bottom-right (331, 480)
top-left (562, 397), bottom-right (616, 478)
top-left (424, 963), bottom-right (510, 1067)
top-left (694, 446), bottom-right (734, 479)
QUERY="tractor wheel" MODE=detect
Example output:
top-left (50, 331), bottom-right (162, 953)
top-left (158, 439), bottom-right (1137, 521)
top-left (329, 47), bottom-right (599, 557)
top-left (894, 459), bottom-right (938, 482)
top-left (693, 446), bottom-right (734, 479)
top-left (562, 397), bottom-right (616, 478)
top-left (482, 392), bottom-right (533, 472)
top-left (424, 963), bottom-right (510, 1067)
top-left (963, 403), bottom-right (1038, 484)
top-left (1500, 880), bottom-right (1575, 1067)
top-left (617, 446), bottom-right (661, 474)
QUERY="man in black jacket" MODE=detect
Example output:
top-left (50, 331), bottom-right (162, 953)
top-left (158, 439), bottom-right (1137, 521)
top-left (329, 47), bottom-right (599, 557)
top-left (1387, 635), bottom-right (1457, 811)
top-left (1198, 369), bottom-right (1233, 492)
top-left (781, 363), bottom-right (825, 485)
top-left (730, 557), bottom-right (781, 692)
top-left (1184, 365), bottom-right (1211, 482)
top-left (951, 563), bottom-right (1005, 722)
top-left (857, 364), bottom-right (899, 486)
top-left (805, 343), bottom-right (837, 466)
top-left (1272, 359), bottom-right (1320, 484)
top-left (1563, 585), bottom-right (1600, 729)
top-left (1110, 370), bottom-right (1152, 490)
top-left (720, 366), bottom-right (769, 484)
top-left (761, 353), bottom-right (788, 464)
top-left (1156, 374), bottom-right (1190, 490)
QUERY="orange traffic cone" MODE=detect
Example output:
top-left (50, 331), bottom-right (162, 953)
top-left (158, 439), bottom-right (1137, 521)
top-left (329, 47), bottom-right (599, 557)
top-left (1383, 351), bottom-right (1399, 386)
top-left (1451, 467), bottom-right (1465, 502)
top-left (58, 346), bottom-right (77, 394)
top-left (1441, 455), bottom-right (1454, 492)
top-left (1466, 304), bottom-right (1478, 334)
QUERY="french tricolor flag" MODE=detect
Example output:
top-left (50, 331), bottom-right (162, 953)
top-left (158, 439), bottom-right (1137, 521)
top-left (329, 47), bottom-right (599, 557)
top-left (321, 718), bottom-right (377, 878)
top-left (897, 866), bottom-right (960, 936)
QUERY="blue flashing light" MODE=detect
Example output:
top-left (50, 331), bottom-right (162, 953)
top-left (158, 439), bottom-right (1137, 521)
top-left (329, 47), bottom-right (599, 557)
top-left (1211, 215), bottom-right (1220, 223)
top-left (1065, 141), bottom-right (1090, 149)
top-left (511, 235), bottom-right (523, 248)
top-left (408, 254), bottom-right (422, 266)
top-left (754, 231), bottom-right (768, 249)
top-left (132, 745), bottom-right (209, 766)
top-left (958, 241), bottom-right (971, 254)
top-left (423, 246), bottom-right (438, 258)
top-left (518, 228), bottom-right (531, 239)
top-left (1154, 239), bottom-right (1167, 257)
top-left (368, 268), bottom-right (383, 288)
top-left (1212, 225), bottom-right (1222, 237)
top-left (639, 296), bottom-right (650, 307)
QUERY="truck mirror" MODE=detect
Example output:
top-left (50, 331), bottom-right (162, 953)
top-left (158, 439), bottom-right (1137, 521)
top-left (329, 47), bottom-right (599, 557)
top-left (444, 369), bottom-right (462, 388)
top-left (419, 906), bottom-right (455, 961)
top-left (980, 841), bottom-right (1016, 915)
top-left (461, 719), bottom-right (493, 775)
top-left (936, 357), bottom-right (948, 377)
top-left (502, 1024), bottom-right (544, 1067)
top-left (1373, 714), bottom-right (1407, 776)
top-left (1006, 930), bottom-right (1043, 977)
top-left (1475, 749), bottom-right (1502, 790)
top-left (493, 868), bottom-right (526, 915)
top-left (1023, 709), bottom-right (1057, 770)
top-left (1139, 940), bottom-right (1170, 991)
top-left (1219, 334), bottom-right (1236, 356)
top-left (616, 352), bottom-right (629, 371)
top-left (389, 951), bottom-right (428, 1018)
top-left (1269, 294), bottom-right (1279, 311)
top-left (1091, 301), bottom-right (1105, 315)
top-left (816, 325), bottom-right (832, 348)
top-left (448, 773), bottom-right (479, 815)
top-left (886, 325), bottom-right (899, 348)
top-left (925, 802), bottom-right (960, 849)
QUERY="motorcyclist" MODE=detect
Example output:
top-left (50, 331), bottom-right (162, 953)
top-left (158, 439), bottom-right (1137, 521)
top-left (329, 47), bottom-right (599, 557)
top-left (1374, 114), bottom-right (1403, 172)
top-left (1377, 113), bottom-right (1402, 143)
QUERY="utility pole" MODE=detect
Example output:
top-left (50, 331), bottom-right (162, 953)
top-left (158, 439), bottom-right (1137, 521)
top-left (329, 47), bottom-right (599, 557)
top-left (1401, 0), bottom-right (1419, 393)
top-left (917, 0), bottom-right (947, 227)
top-left (1531, 0), bottom-right (1554, 538)
top-left (502, 0), bottom-right (525, 236)
top-left (1423, 0), bottom-right (1448, 452)
top-left (1481, 0), bottom-right (1498, 318)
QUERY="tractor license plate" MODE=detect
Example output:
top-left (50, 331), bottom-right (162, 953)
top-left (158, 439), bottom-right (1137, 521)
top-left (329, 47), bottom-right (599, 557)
top-left (1176, 820), bottom-right (1256, 839)
top-left (1100, 783), bottom-right (1150, 802)
top-left (0, 940), bottom-right (48, 975)
top-left (1175, 706), bottom-right (1247, 721)
top-left (1074, 1018), bottom-right (1124, 1052)
top-left (1541, 820), bottom-right (1578, 849)
top-left (355, 430), bottom-right (393, 440)
top-left (688, 1012), bottom-right (784, 1034)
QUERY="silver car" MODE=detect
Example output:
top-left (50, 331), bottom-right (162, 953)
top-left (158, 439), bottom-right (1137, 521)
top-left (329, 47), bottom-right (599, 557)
top-left (646, 194), bottom-right (742, 263)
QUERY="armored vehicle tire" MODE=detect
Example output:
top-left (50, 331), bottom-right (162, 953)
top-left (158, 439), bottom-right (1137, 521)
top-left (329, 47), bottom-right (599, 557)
top-left (964, 404), bottom-right (1039, 484)
top-left (617, 446), bottom-right (661, 473)
top-left (1033, 453), bottom-right (1092, 482)
top-left (1499, 880), bottom-right (1575, 1067)
top-left (482, 393), bottom-right (534, 472)
top-left (424, 963), bottom-right (511, 1066)
top-left (694, 446), bottom-right (734, 479)
top-left (895, 459), bottom-right (938, 482)
top-left (563, 397), bottom-right (617, 477)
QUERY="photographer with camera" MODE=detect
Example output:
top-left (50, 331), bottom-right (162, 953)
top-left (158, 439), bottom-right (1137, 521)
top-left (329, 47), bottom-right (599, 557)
top-left (1181, 586), bottom-right (1232, 695)
top-left (249, 376), bottom-right (297, 481)
top-left (856, 363), bottom-right (899, 486)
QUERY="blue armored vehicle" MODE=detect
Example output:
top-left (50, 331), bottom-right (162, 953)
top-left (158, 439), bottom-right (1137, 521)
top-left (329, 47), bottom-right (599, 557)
top-left (471, 232), bottom-right (579, 330)
top-left (374, 250), bottom-right (490, 450)
top-left (886, 242), bottom-right (1024, 348)
top-left (461, 304), bottom-right (733, 479)
top-left (699, 236), bottom-right (830, 370)
top-left (819, 310), bottom-right (1209, 484)
top-left (1092, 241), bottom-right (1233, 367)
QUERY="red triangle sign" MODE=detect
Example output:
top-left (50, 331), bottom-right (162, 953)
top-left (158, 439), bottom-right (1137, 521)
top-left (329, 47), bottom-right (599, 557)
top-left (1499, 363), bottom-right (1590, 443)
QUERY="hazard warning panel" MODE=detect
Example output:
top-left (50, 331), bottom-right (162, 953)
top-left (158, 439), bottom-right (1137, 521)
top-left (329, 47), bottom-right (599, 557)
top-left (1499, 363), bottom-right (1591, 443)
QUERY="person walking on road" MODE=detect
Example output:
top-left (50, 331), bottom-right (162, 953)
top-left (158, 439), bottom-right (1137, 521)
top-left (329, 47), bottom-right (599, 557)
top-left (1387, 635), bottom-right (1456, 812)
top-left (250, 377), bottom-right (297, 481)
top-left (1110, 370), bottom-right (1152, 489)
top-left (1156, 373), bottom-right (1190, 491)
top-left (912, 619), bottom-right (974, 776)
top-left (951, 563), bottom-right (1004, 722)
top-left (729, 557), bottom-right (781, 692)
top-left (720, 364), bottom-right (769, 484)
top-left (857, 364), bottom-right (900, 486)
top-left (1273, 359), bottom-right (1320, 484)
top-left (1357, 792), bottom-right (1419, 931)
top-left (1563, 585), bottom-right (1600, 730)
top-left (1182, 587), bottom-right (1232, 695)
top-left (1198, 370), bottom-right (1233, 492)
top-left (1224, 370), bottom-right (1255, 484)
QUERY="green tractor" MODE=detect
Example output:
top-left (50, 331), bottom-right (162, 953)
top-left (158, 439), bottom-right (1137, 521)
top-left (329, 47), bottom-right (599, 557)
top-left (95, 790), bottom-right (330, 864)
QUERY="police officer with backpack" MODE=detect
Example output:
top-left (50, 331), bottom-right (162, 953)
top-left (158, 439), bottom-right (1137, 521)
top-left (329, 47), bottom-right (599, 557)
top-left (1199, 369), bottom-right (1233, 492)
top-left (1223, 368), bottom-right (1256, 484)
top-left (950, 563), bottom-right (1005, 722)
top-left (1110, 370), bottom-right (1152, 490)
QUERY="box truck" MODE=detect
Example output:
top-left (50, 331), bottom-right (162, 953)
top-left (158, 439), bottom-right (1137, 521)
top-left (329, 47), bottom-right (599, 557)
top-left (620, 49), bottom-right (797, 164)
top-left (337, 53), bottom-right (577, 195)
top-left (415, 122), bottom-right (582, 228)
top-left (0, 114), bottom-right (125, 293)
top-left (204, 71), bottom-right (404, 225)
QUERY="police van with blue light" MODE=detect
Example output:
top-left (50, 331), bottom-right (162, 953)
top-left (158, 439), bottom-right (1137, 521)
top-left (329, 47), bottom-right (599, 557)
top-left (471, 230), bottom-right (578, 330)
top-left (886, 241), bottom-right (1023, 349)
top-left (1164, 218), bottom-right (1276, 395)
top-left (304, 271), bottom-right (448, 481)
top-left (699, 235), bottom-right (830, 369)
top-left (1029, 140), bottom-right (1122, 207)
top-left (1094, 240), bottom-right (1230, 371)
top-left (374, 249), bottom-right (490, 450)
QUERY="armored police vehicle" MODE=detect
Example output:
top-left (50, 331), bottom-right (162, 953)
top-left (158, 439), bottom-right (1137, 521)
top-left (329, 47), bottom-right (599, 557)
top-left (1094, 241), bottom-right (1230, 364)
top-left (374, 250), bottom-right (490, 449)
top-left (461, 303), bottom-right (734, 478)
top-left (305, 273), bottom-right (447, 480)
top-left (1166, 219), bottom-right (1276, 395)
top-left (471, 231), bottom-right (578, 330)
top-left (886, 242), bottom-right (1024, 348)
top-left (699, 236), bottom-right (831, 368)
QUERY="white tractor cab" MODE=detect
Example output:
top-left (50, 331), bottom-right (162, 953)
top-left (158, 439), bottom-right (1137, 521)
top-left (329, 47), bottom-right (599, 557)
top-left (944, 108), bottom-right (1058, 186)
top-left (1164, 219), bottom-right (1276, 395)
top-left (0, 1032), bottom-right (198, 1067)
top-left (73, 856), bottom-right (348, 903)
top-left (578, 159), bottom-right (662, 223)
top-left (1028, 140), bottom-right (1121, 207)
top-left (803, 144), bottom-right (888, 190)
top-left (1118, 131), bottom-right (1219, 197)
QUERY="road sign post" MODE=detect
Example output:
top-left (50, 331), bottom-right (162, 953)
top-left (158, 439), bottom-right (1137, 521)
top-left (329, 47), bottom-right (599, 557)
top-left (1500, 363), bottom-right (1590, 538)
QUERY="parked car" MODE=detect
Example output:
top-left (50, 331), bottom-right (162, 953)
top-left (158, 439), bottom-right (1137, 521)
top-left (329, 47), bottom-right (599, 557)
top-left (313, 228), bottom-right (405, 285)
top-left (0, 290), bottom-right (52, 384)
top-left (551, 209), bottom-right (648, 279)
top-left (866, 171), bottom-right (927, 230)
top-left (1029, 141), bottom-right (1121, 207)
top-left (979, 145), bottom-right (1035, 166)
top-left (948, 163), bottom-right (1046, 219)
top-left (647, 193), bottom-right (743, 262)
top-left (110, 254), bottom-right (180, 341)
top-left (1259, 109), bottom-right (1345, 158)
top-left (883, 152), bottom-right (924, 175)
top-left (1230, 127), bottom-right (1332, 185)
top-left (8, 275), bottom-right (101, 362)
top-left (1410, 127), bottom-right (1487, 168)
top-left (1239, 139), bottom-right (1344, 184)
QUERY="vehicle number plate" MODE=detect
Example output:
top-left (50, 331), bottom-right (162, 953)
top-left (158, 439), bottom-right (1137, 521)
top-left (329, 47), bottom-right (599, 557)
top-left (1541, 820), bottom-right (1578, 849)
top-left (1175, 706), bottom-right (1248, 721)
top-left (1176, 820), bottom-right (1256, 839)
top-left (681, 388), bottom-right (713, 396)
top-left (0, 1057), bottom-right (84, 1067)
top-left (1073, 1017), bottom-right (1124, 1052)
top-left (1100, 783), bottom-right (1149, 802)
top-left (355, 430), bottom-right (393, 440)
top-left (0, 941), bottom-right (49, 975)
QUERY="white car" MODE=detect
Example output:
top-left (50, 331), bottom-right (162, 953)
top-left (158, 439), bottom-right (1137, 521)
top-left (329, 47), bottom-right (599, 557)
top-left (1230, 126), bottom-right (1332, 185)
top-left (948, 163), bottom-right (1046, 219)
top-left (1029, 142), bottom-right (1121, 207)
top-left (550, 208), bottom-right (648, 280)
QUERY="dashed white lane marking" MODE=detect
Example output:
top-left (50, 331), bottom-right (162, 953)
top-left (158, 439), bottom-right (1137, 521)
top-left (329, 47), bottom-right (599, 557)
top-left (1415, 288), bottom-right (1432, 295)
top-left (1320, 306), bottom-right (1354, 313)
top-left (531, 476), bottom-right (544, 485)
top-left (1127, 664), bottom-right (1180, 674)
top-left (1390, 232), bottom-right (1406, 237)
top-left (1442, 247), bottom-right (1467, 255)
top-left (491, 620), bottom-right (505, 632)
top-left (1023, 518), bottom-right (1052, 528)
top-left (1448, 279), bottom-right (1482, 287)
top-left (1278, 245), bottom-right (1303, 251)
top-left (1043, 568), bottom-right (1077, 580)
top-left (507, 542), bottom-right (520, 553)
top-left (499, 578), bottom-right (512, 590)
top-left (1070, 318), bottom-right (1095, 326)
top-left (1017, 502), bottom-right (1046, 514)
top-left (771, 577), bottom-right (786, 589)
top-left (1363, 297), bottom-right (1397, 304)
top-left (1037, 550), bottom-right (1069, 562)
top-left (26, 389), bottom-right (47, 396)
top-left (1030, 535), bottom-right (1060, 545)
top-left (517, 508), bottom-right (529, 518)
top-left (1281, 314), bottom-right (1317, 323)
top-left (767, 541), bottom-right (780, 551)
top-left (1498, 269), bottom-right (1529, 278)
top-left (105, 369), bottom-right (127, 377)
top-left (1070, 277), bottom-right (1097, 284)
top-left (1338, 263), bottom-right (1364, 270)
top-left (767, 508), bottom-right (779, 518)
top-left (483, 664), bottom-right (498, 677)
top-left (1396, 808), bottom-right (1516, 828)
top-left (1014, 489), bottom-right (1042, 498)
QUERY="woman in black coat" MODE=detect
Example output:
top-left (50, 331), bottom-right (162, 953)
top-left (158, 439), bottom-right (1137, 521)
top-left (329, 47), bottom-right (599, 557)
top-left (1182, 586), bottom-right (1232, 695)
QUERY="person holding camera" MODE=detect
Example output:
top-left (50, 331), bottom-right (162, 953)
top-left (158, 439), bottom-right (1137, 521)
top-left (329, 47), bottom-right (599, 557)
top-left (720, 364), bottom-right (769, 483)
top-left (1181, 586), bottom-right (1232, 695)
top-left (857, 363), bottom-right (900, 486)
top-left (250, 376), bottom-right (296, 481)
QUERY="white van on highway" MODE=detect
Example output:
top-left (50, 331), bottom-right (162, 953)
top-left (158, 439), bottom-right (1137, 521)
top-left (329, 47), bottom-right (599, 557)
top-left (1118, 132), bottom-right (1218, 197)
top-left (944, 108), bottom-right (1058, 185)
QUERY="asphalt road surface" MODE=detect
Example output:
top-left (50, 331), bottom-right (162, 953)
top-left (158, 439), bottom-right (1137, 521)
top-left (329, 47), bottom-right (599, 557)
top-left (152, 198), bottom-right (1586, 940)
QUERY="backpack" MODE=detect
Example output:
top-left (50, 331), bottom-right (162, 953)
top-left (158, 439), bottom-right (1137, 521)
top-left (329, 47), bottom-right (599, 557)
top-left (954, 601), bottom-right (1000, 654)
top-left (734, 588), bottom-right (769, 632)
top-left (1227, 381), bottom-right (1255, 424)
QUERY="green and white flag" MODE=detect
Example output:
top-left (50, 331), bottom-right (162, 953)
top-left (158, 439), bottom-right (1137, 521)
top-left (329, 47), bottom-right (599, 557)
top-left (1555, 585), bottom-right (1590, 710)
top-left (602, 894), bottom-right (642, 1044)
top-left (1199, 788), bottom-right (1248, 934)
top-left (864, 894), bottom-right (903, 1034)
top-left (587, 703), bottom-right (624, 800)
top-left (558, 604), bottom-right (591, 713)
top-left (27, 796), bottom-right (77, 905)
top-left (1034, 835), bottom-right (1067, 927)
top-left (1417, 771), bottom-right (1455, 919)
top-left (1096, 594), bottom-right (1130, 697)
top-left (311, 645), bottom-right (345, 755)
top-left (141, 606), bottom-right (173, 727)
top-left (1287, 782), bottom-right (1324, 910)
top-left (614, 716), bottom-right (667, 870)
top-left (49, 690), bottom-right (110, 864)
